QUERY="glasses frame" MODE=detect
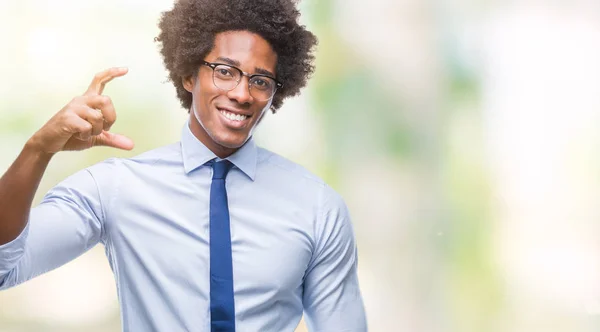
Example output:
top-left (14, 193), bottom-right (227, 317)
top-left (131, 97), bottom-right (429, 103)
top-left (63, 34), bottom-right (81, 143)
top-left (201, 61), bottom-right (283, 101)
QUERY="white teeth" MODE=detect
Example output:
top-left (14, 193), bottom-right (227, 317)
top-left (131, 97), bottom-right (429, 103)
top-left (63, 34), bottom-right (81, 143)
top-left (220, 110), bottom-right (248, 122)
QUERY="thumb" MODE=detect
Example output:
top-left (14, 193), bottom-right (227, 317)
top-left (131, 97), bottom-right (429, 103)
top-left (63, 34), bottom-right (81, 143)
top-left (93, 131), bottom-right (135, 150)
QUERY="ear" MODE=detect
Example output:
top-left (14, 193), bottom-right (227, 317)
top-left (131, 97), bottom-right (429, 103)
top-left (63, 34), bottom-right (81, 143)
top-left (182, 75), bottom-right (195, 93)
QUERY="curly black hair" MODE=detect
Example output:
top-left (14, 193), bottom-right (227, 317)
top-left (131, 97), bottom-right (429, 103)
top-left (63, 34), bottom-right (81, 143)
top-left (155, 0), bottom-right (318, 113)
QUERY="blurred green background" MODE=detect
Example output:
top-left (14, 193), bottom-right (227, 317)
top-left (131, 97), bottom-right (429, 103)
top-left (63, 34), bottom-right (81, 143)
top-left (1, 0), bottom-right (600, 331)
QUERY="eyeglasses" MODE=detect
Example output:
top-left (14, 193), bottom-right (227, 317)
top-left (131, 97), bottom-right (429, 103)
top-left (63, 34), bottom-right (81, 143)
top-left (201, 61), bottom-right (283, 101)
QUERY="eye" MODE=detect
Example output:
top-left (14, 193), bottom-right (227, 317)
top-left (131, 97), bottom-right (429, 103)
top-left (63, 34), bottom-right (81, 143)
top-left (251, 77), bottom-right (273, 90)
top-left (213, 66), bottom-right (237, 80)
top-left (217, 68), bottom-right (232, 76)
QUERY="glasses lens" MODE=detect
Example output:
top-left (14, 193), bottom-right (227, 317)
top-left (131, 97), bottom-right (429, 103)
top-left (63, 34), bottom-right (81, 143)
top-left (210, 64), bottom-right (277, 100)
top-left (249, 76), bottom-right (276, 101)
top-left (212, 65), bottom-right (240, 90)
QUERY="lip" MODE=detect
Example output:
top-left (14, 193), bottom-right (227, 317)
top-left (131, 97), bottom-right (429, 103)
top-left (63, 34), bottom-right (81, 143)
top-left (216, 106), bottom-right (253, 117)
top-left (216, 106), bottom-right (252, 130)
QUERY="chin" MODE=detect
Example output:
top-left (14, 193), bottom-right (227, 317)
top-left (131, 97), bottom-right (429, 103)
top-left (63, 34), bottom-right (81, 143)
top-left (212, 132), bottom-right (249, 149)
top-left (217, 140), bottom-right (245, 149)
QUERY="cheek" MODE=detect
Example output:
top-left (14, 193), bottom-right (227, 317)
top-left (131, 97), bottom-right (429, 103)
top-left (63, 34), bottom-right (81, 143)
top-left (193, 75), bottom-right (219, 105)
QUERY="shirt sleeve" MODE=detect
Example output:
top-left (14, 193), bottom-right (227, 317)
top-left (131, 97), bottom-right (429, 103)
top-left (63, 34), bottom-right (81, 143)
top-left (0, 163), bottom-right (111, 290)
top-left (302, 185), bottom-right (368, 332)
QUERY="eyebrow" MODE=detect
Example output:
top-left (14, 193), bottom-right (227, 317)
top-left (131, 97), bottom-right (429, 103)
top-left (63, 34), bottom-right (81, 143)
top-left (215, 56), bottom-right (276, 78)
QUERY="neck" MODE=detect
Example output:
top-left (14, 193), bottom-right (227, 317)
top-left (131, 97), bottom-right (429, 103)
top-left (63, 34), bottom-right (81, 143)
top-left (188, 113), bottom-right (239, 159)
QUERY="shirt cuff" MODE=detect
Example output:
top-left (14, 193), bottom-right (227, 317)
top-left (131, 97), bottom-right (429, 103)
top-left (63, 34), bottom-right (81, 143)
top-left (0, 222), bottom-right (30, 275)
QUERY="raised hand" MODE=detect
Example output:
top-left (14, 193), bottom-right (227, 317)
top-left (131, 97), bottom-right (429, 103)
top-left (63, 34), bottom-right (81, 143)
top-left (28, 67), bottom-right (134, 154)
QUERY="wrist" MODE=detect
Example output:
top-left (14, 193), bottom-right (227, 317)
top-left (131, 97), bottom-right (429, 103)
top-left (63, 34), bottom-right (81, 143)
top-left (24, 137), bottom-right (55, 161)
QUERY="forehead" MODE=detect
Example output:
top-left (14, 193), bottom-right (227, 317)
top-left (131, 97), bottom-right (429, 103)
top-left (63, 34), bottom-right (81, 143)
top-left (207, 31), bottom-right (278, 73)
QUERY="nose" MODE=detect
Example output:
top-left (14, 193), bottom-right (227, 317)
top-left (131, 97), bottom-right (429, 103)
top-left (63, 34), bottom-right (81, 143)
top-left (226, 77), bottom-right (253, 105)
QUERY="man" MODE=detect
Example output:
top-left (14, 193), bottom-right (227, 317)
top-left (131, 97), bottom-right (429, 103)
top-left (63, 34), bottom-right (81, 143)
top-left (0, 0), bottom-right (367, 331)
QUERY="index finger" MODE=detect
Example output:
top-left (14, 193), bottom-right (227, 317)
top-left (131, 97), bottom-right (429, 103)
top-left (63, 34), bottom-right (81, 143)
top-left (84, 67), bottom-right (128, 96)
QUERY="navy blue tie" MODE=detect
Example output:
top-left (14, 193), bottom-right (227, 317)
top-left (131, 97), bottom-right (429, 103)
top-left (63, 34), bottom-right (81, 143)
top-left (209, 160), bottom-right (236, 331)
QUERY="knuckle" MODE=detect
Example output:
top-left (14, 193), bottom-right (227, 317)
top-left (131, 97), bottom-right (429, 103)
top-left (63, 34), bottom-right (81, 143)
top-left (60, 125), bottom-right (71, 134)
top-left (90, 109), bottom-right (103, 121)
top-left (100, 95), bottom-right (111, 105)
top-left (105, 110), bottom-right (116, 121)
top-left (61, 111), bottom-right (77, 122)
top-left (65, 106), bottom-right (82, 117)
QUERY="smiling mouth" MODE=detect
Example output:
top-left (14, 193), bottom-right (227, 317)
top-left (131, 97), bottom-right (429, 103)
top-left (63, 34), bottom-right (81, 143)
top-left (218, 109), bottom-right (250, 122)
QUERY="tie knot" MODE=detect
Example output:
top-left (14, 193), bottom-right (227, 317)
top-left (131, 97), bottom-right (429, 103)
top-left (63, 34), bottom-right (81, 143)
top-left (211, 160), bottom-right (233, 179)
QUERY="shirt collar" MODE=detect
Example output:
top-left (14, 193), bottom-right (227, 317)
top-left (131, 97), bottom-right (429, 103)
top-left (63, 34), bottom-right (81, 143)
top-left (180, 121), bottom-right (257, 181)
